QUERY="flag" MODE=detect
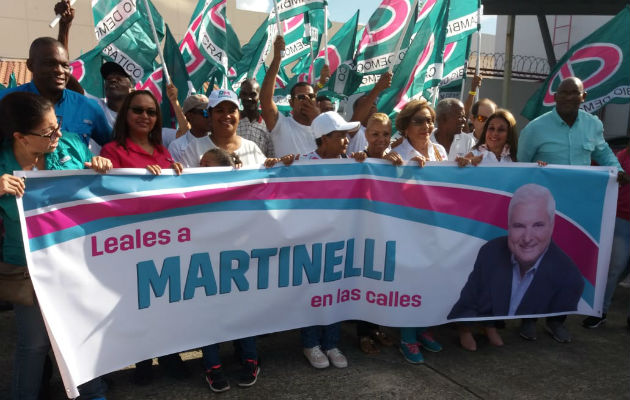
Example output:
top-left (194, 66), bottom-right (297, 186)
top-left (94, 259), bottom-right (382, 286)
top-left (8, 72), bottom-right (18, 88)
top-left (445, 0), bottom-right (479, 44)
top-left (69, 47), bottom-right (107, 98)
top-left (92, 0), bottom-right (165, 47)
top-left (377, 0), bottom-right (449, 115)
top-left (161, 25), bottom-right (194, 128)
top-left (231, 17), bottom-right (270, 86)
top-left (198, 0), bottom-right (230, 79)
top-left (522, 5), bottom-right (630, 119)
top-left (438, 36), bottom-right (472, 99)
top-left (270, 0), bottom-right (326, 22)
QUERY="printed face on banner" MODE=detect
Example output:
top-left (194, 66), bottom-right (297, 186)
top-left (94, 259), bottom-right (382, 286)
top-left (507, 199), bottom-right (554, 269)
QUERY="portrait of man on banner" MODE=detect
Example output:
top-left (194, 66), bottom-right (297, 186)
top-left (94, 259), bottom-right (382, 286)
top-left (448, 183), bottom-right (585, 319)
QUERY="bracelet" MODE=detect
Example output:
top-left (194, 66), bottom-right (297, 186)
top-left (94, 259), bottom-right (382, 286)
top-left (468, 91), bottom-right (477, 95)
top-left (317, 81), bottom-right (325, 89)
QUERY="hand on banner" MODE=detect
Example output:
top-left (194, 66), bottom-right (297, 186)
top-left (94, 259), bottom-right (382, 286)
top-left (350, 152), bottom-right (367, 162)
top-left (264, 154), bottom-right (297, 168)
top-left (382, 151), bottom-right (404, 166)
top-left (0, 174), bottom-right (25, 197)
top-left (84, 156), bottom-right (113, 174)
top-left (456, 153), bottom-right (481, 167)
top-left (618, 170), bottom-right (629, 183)
top-left (410, 155), bottom-right (426, 168)
top-left (54, 0), bottom-right (75, 26)
top-left (273, 36), bottom-right (286, 61)
top-left (537, 160), bottom-right (548, 167)
top-left (171, 162), bottom-right (184, 175)
top-left (146, 165), bottom-right (162, 175)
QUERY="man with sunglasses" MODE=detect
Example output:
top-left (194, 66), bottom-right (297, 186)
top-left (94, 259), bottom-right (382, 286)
top-left (168, 94), bottom-right (212, 162)
top-left (0, 37), bottom-right (111, 148)
top-left (469, 98), bottom-right (497, 140)
top-left (260, 36), bottom-right (320, 158)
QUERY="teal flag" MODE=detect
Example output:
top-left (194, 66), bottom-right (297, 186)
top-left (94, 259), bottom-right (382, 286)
top-left (271, 0), bottom-right (326, 22)
top-left (438, 36), bottom-right (472, 100)
top-left (522, 5), bottom-right (630, 119)
top-left (161, 25), bottom-right (194, 128)
top-left (8, 72), bottom-right (17, 88)
top-left (92, 0), bottom-right (164, 47)
top-left (69, 47), bottom-right (107, 98)
top-left (445, 0), bottom-right (479, 44)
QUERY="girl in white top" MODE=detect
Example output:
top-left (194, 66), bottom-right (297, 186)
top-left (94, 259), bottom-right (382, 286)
top-left (388, 99), bottom-right (448, 167)
top-left (456, 109), bottom-right (518, 167)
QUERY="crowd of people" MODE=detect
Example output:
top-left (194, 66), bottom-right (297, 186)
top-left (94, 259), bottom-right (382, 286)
top-left (0, 1), bottom-right (628, 399)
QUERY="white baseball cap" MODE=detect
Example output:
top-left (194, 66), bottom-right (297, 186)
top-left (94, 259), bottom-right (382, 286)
top-left (208, 89), bottom-right (240, 108)
top-left (311, 111), bottom-right (360, 139)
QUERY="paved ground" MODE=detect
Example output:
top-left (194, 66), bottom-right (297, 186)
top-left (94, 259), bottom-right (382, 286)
top-left (1, 286), bottom-right (628, 400)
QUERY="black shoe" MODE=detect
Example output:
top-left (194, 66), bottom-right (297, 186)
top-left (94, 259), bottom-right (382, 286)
top-left (159, 353), bottom-right (190, 380)
top-left (237, 359), bottom-right (260, 388)
top-left (205, 366), bottom-right (230, 393)
top-left (582, 314), bottom-right (606, 329)
top-left (133, 360), bottom-right (154, 386)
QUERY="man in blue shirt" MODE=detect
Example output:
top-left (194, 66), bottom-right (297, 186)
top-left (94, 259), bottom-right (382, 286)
top-left (0, 37), bottom-right (111, 147)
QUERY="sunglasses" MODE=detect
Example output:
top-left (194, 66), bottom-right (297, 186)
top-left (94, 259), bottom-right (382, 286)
top-left (474, 114), bottom-right (489, 123)
top-left (296, 93), bottom-right (316, 101)
top-left (190, 109), bottom-right (209, 118)
top-left (24, 116), bottom-right (63, 142)
top-left (410, 116), bottom-right (432, 126)
top-left (130, 106), bottom-right (157, 117)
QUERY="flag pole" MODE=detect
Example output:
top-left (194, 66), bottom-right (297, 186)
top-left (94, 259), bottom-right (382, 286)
top-left (142, 0), bottom-right (171, 85)
top-left (273, 1), bottom-right (284, 38)
top-left (388, 0), bottom-right (419, 73)
top-left (475, 4), bottom-right (483, 102)
top-left (49, 0), bottom-right (77, 28)
top-left (324, 5), bottom-right (329, 65)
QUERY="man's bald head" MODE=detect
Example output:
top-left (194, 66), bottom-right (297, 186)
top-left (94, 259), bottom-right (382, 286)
top-left (554, 77), bottom-right (586, 119)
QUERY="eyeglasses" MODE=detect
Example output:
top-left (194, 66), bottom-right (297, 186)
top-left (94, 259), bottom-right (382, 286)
top-left (130, 106), bottom-right (157, 117)
top-left (296, 93), bottom-right (316, 101)
top-left (190, 109), bottom-right (209, 118)
top-left (410, 116), bottom-right (432, 126)
top-left (24, 116), bottom-right (63, 142)
top-left (474, 114), bottom-right (489, 123)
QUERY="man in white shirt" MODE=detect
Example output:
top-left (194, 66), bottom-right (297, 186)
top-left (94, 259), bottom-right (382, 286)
top-left (260, 36), bottom-right (320, 157)
top-left (431, 98), bottom-right (476, 161)
top-left (168, 94), bottom-right (212, 162)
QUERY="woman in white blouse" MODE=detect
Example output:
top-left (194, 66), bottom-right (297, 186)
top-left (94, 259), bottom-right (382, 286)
top-left (456, 109), bottom-right (518, 167)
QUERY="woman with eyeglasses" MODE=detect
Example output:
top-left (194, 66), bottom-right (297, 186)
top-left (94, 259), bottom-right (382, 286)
top-left (388, 99), bottom-right (447, 167)
top-left (0, 92), bottom-right (111, 399)
top-left (100, 90), bottom-right (184, 175)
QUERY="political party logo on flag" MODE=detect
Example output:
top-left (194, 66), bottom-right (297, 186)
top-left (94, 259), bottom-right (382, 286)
top-left (198, 0), bottom-right (229, 75)
top-left (445, 0), bottom-right (479, 44)
top-left (438, 37), bottom-right (472, 98)
top-left (271, 0), bottom-right (326, 22)
top-left (522, 5), bottom-right (630, 119)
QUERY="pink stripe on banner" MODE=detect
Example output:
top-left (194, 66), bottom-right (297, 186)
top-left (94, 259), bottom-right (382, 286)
top-left (26, 179), bottom-right (596, 285)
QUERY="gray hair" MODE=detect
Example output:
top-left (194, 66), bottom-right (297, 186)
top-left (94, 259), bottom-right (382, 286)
top-left (435, 98), bottom-right (463, 119)
top-left (508, 184), bottom-right (556, 223)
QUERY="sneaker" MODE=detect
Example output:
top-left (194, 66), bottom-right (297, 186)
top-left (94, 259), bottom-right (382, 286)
top-left (303, 346), bottom-right (329, 369)
top-left (399, 341), bottom-right (424, 364)
top-left (237, 359), bottom-right (260, 387)
top-left (205, 366), bottom-right (230, 393)
top-left (325, 348), bottom-right (348, 368)
top-left (546, 320), bottom-right (572, 343)
top-left (582, 314), bottom-right (607, 329)
top-left (519, 319), bottom-right (537, 341)
top-left (418, 331), bottom-right (442, 352)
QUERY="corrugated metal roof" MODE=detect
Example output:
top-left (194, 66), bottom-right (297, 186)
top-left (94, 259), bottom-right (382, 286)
top-left (0, 59), bottom-right (30, 87)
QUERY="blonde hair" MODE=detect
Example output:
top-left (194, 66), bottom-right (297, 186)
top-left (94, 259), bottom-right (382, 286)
top-left (367, 113), bottom-right (392, 130)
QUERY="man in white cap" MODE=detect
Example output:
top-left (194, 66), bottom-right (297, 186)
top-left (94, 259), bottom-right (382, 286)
top-left (301, 111), bottom-right (359, 160)
top-left (168, 94), bottom-right (212, 162)
top-left (180, 89), bottom-right (266, 167)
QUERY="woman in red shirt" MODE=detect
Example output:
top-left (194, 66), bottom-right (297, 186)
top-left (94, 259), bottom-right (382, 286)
top-left (101, 90), bottom-right (183, 175)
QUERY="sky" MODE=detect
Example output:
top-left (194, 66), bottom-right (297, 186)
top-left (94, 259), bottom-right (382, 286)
top-left (236, 0), bottom-right (497, 34)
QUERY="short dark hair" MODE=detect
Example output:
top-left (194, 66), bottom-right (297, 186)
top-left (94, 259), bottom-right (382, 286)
top-left (29, 37), bottom-right (64, 60)
top-left (290, 81), bottom-right (312, 99)
top-left (316, 95), bottom-right (331, 103)
top-left (0, 92), bottom-right (54, 142)
top-left (112, 90), bottom-right (163, 148)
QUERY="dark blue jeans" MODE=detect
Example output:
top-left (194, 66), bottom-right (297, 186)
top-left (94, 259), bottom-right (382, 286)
top-left (201, 337), bottom-right (257, 369)
top-left (301, 323), bottom-right (340, 351)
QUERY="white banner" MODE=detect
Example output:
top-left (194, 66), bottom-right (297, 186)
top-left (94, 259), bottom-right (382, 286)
top-left (16, 161), bottom-right (618, 395)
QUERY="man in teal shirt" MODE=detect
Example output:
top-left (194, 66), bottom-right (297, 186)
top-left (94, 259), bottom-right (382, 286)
top-left (517, 76), bottom-right (626, 344)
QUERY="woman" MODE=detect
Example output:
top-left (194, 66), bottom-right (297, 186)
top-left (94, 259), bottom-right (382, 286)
top-left (100, 90), bottom-right (186, 385)
top-left (0, 92), bottom-right (111, 399)
top-left (100, 90), bottom-right (183, 175)
top-left (456, 109), bottom-right (518, 167)
top-left (389, 99), bottom-right (445, 363)
top-left (389, 99), bottom-right (447, 166)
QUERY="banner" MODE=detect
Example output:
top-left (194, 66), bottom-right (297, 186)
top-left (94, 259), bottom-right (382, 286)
top-left (522, 5), bottom-right (630, 119)
top-left (17, 162), bottom-right (617, 395)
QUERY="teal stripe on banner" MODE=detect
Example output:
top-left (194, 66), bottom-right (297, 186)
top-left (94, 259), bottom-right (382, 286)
top-left (22, 163), bottom-right (610, 240)
top-left (28, 198), bottom-right (507, 251)
top-left (582, 278), bottom-right (594, 306)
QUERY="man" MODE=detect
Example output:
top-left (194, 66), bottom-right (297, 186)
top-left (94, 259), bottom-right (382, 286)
top-left (518, 77), bottom-right (623, 174)
top-left (431, 98), bottom-right (476, 161)
top-left (316, 95), bottom-right (335, 113)
top-left (517, 76), bottom-right (626, 341)
top-left (448, 184), bottom-right (584, 338)
top-left (260, 36), bottom-right (320, 157)
top-left (348, 72), bottom-right (392, 154)
top-left (97, 62), bottom-right (134, 127)
top-left (238, 79), bottom-right (275, 157)
top-left (168, 94), bottom-right (212, 162)
top-left (468, 98), bottom-right (497, 140)
top-left (0, 37), bottom-right (111, 147)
